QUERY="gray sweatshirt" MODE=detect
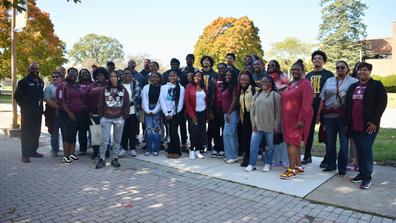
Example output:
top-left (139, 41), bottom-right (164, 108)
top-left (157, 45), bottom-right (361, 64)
top-left (250, 91), bottom-right (281, 132)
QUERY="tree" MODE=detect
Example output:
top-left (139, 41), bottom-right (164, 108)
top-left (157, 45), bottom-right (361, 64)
top-left (69, 34), bottom-right (124, 66)
top-left (318, 0), bottom-right (367, 65)
top-left (0, 0), bottom-right (67, 78)
top-left (194, 16), bottom-right (263, 69)
top-left (266, 37), bottom-right (316, 73)
top-left (1, 0), bottom-right (80, 12)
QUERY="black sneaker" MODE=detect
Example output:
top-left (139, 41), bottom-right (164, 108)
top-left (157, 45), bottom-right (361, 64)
top-left (319, 162), bottom-right (328, 169)
top-left (360, 180), bottom-right (371, 189)
top-left (301, 156), bottom-right (312, 165)
top-left (351, 175), bottom-right (363, 183)
top-left (338, 170), bottom-right (346, 176)
top-left (95, 159), bottom-right (106, 169)
top-left (111, 158), bottom-right (121, 168)
top-left (69, 154), bottom-right (80, 160)
top-left (63, 156), bottom-right (72, 164)
top-left (211, 151), bottom-right (218, 158)
top-left (323, 166), bottom-right (336, 172)
top-left (240, 160), bottom-right (249, 167)
top-left (78, 151), bottom-right (86, 156)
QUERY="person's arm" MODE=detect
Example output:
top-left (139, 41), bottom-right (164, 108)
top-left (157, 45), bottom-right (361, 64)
top-left (56, 85), bottom-right (76, 121)
top-left (122, 89), bottom-right (130, 119)
top-left (250, 95), bottom-right (257, 132)
top-left (226, 88), bottom-right (238, 123)
top-left (141, 86), bottom-right (151, 114)
top-left (178, 86), bottom-right (185, 113)
top-left (184, 85), bottom-right (196, 122)
top-left (97, 88), bottom-right (105, 117)
top-left (274, 92), bottom-right (281, 132)
top-left (14, 79), bottom-right (25, 107)
top-left (297, 80), bottom-right (314, 128)
top-left (367, 81), bottom-right (388, 134)
top-left (159, 85), bottom-right (171, 118)
top-left (44, 87), bottom-right (60, 109)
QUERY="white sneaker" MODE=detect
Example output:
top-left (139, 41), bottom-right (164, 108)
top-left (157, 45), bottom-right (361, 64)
top-left (118, 149), bottom-right (126, 157)
top-left (245, 165), bottom-right (256, 172)
top-left (226, 158), bottom-right (238, 164)
top-left (130, 149), bottom-right (137, 157)
top-left (195, 151), bottom-right (204, 159)
top-left (189, 151), bottom-right (196, 159)
top-left (263, 164), bottom-right (271, 172)
top-left (218, 151), bottom-right (225, 157)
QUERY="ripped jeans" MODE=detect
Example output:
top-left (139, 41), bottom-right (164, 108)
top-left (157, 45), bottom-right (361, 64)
top-left (144, 111), bottom-right (162, 153)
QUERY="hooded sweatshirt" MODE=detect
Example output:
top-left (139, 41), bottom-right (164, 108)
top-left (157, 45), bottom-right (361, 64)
top-left (160, 82), bottom-right (185, 117)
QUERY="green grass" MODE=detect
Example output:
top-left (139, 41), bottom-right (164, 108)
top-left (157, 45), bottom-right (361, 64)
top-left (311, 128), bottom-right (396, 165)
top-left (387, 93), bottom-right (396, 109)
top-left (0, 94), bottom-right (12, 104)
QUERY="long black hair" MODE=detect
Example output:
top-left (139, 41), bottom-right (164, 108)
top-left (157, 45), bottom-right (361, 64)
top-left (223, 69), bottom-right (237, 94)
top-left (169, 70), bottom-right (181, 110)
top-left (93, 67), bottom-right (110, 81)
top-left (193, 70), bottom-right (205, 89)
top-left (106, 71), bottom-right (123, 91)
top-left (77, 68), bottom-right (92, 84)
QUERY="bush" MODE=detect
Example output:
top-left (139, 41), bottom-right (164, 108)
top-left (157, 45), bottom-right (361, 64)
top-left (372, 74), bottom-right (396, 93)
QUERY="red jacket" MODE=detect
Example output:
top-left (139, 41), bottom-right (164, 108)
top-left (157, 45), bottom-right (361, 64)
top-left (184, 83), bottom-right (208, 120)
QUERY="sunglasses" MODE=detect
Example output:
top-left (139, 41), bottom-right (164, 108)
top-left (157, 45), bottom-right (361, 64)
top-left (336, 66), bottom-right (346, 70)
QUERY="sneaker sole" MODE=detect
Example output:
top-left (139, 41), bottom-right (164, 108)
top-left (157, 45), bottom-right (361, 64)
top-left (280, 175), bottom-right (296, 180)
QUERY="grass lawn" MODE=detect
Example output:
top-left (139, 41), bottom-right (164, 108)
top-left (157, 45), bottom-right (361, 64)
top-left (311, 128), bottom-right (396, 165)
top-left (387, 93), bottom-right (396, 109)
top-left (0, 94), bottom-right (12, 104)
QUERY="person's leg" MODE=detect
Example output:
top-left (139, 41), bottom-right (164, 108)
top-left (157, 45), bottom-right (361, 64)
top-left (207, 119), bottom-right (214, 151)
top-left (130, 114), bottom-right (138, 151)
top-left (153, 113), bottom-right (161, 153)
top-left (213, 109), bottom-right (224, 152)
top-left (51, 115), bottom-right (60, 155)
top-left (99, 117), bottom-right (112, 160)
top-left (324, 117), bottom-right (337, 170)
top-left (168, 113), bottom-right (181, 155)
top-left (359, 132), bottom-right (376, 182)
top-left (303, 114), bottom-right (316, 162)
top-left (111, 117), bottom-right (125, 160)
top-left (248, 131), bottom-right (264, 166)
top-left (20, 112), bottom-right (31, 159)
top-left (32, 114), bottom-right (42, 153)
top-left (264, 131), bottom-right (275, 166)
top-left (337, 118), bottom-right (349, 174)
top-left (121, 115), bottom-right (131, 150)
top-left (241, 115), bottom-right (252, 165)
top-left (198, 111), bottom-right (207, 152)
top-left (188, 118), bottom-right (198, 151)
top-left (279, 142), bottom-right (289, 166)
top-left (179, 110), bottom-right (188, 146)
top-left (223, 111), bottom-right (239, 160)
top-left (77, 112), bottom-right (89, 154)
top-left (352, 131), bottom-right (363, 178)
top-left (144, 115), bottom-right (154, 154)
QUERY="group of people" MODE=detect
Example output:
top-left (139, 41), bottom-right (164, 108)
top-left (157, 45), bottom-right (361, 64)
top-left (14, 50), bottom-right (387, 190)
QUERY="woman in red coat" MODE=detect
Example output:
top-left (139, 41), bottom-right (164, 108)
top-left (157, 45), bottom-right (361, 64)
top-left (280, 60), bottom-right (314, 179)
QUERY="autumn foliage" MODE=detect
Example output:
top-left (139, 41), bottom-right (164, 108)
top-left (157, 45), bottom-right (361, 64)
top-left (0, 0), bottom-right (67, 78)
top-left (194, 16), bottom-right (263, 69)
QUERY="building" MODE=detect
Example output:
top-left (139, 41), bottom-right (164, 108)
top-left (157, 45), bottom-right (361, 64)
top-left (365, 22), bottom-right (396, 77)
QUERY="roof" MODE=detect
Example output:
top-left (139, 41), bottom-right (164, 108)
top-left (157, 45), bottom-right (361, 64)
top-left (363, 38), bottom-right (392, 55)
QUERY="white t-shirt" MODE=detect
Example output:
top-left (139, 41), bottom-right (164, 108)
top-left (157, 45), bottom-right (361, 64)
top-left (195, 90), bottom-right (206, 112)
top-left (123, 83), bottom-right (135, 114)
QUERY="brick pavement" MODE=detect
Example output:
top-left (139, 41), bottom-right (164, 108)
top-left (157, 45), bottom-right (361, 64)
top-left (0, 134), bottom-right (395, 223)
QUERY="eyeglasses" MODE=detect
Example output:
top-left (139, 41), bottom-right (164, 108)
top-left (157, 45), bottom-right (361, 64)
top-left (52, 76), bottom-right (60, 78)
top-left (336, 66), bottom-right (346, 70)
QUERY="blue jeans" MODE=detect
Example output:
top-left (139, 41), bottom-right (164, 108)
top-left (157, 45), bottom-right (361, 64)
top-left (324, 117), bottom-right (348, 172)
top-left (352, 131), bottom-right (377, 181)
top-left (272, 142), bottom-right (289, 165)
top-left (223, 111), bottom-right (239, 160)
top-left (99, 117), bottom-right (125, 160)
top-left (51, 115), bottom-right (60, 154)
top-left (145, 112), bottom-right (161, 153)
top-left (249, 130), bottom-right (274, 166)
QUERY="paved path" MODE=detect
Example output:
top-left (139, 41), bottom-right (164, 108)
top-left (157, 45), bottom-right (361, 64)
top-left (1, 134), bottom-right (395, 223)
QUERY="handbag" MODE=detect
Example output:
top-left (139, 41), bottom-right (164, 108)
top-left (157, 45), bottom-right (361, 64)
top-left (272, 92), bottom-right (284, 145)
top-left (89, 118), bottom-right (103, 146)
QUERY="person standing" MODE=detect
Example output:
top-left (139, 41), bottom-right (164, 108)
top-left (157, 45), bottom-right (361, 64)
top-left (303, 50), bottom-right (334, 165)
top-left (160, 71), bottom-right (185, 158)
top-left (119, 68), bottom-right (141, 158)
top-left (95, 71), bottom-right (129, 169)
top-left (226, 53), bottom-right (240, 82)
top-left (43, 70), bottom-right (63, 157)
top-left (316, 61), bottom-right (358, 175)
top-left (345, 62), bottom-right (387, 189)
top-left (280, 60), bottom-right (313, 179)
top-left (14, 62), bottom-right (44, 163)
top-left (252, 59), bottom-right (268, 88)
top-left (76, 68), bottom-right (92, 155)
top-left (185, 71), bottom-right (207, 159)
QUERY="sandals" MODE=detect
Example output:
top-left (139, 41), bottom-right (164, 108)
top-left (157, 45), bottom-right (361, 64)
top-left (294, 166), bottom-right (305, 175)
top-left (280, 168), bottom-right (297, 180)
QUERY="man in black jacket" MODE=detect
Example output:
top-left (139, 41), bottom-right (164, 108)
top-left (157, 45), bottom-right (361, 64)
top-left (14, 62), bottom-right (44, 163)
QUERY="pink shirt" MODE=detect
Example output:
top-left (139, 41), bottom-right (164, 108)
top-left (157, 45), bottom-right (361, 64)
top-left (352, 83), bottom-right (367, 131)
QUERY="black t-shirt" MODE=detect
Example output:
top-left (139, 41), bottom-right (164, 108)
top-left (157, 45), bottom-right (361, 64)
top-left (306, 69), bottom-right (334, 111)
top-left (148, 85), bottom-right (161, 105)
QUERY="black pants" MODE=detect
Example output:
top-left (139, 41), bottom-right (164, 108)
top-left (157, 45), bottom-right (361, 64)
top-left (179, 110), bottom-right (188, 145)
top-left (188, 111), bottom-right (206, 151)
top-left (240, 112), bottom-right (252, 162)
top-left (121, 114), bottom-right (138, 150)
top-left (77, 111), bottom-right (90, 152)
top-left (208, 108), bottom-right (224, 152)
top-left (90, 116), bottom-right (101, 156)
top-left (304, 111), bottom-right (328, 163)
top-left (168, 113), bottom-right (181, 155)
top-left (20, 111), bottom-right (42, 157)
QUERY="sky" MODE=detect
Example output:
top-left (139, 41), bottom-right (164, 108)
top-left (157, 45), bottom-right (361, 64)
top-left (36, 0), bottom-right (396, 68)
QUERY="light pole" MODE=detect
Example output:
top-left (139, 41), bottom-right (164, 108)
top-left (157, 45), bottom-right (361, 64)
top-left (11, 0), bottom-right (18, 130)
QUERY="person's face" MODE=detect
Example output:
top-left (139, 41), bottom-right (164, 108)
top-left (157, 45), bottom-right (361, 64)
top-left (254, 61), bottom-right (263, 73)
top-left (169, 72), bottom-right (178, 84)
top-left (187, 72), bottom-right (194, 82)
top-left (123, 71), bottom-right (132, 82)
top-left (357, 67), bottom-right (371, 82)
top-left (51, 72), bottom-right (61, 84)
top-left (186, 56), bottom-right (194, 66)
top-left (239, 74), bottom-right (250, 88)
top-left (170, 62), bottom-right (179, 71)
top-left (226, 55), bottom-right (234, 65)
top-left (107, 64), bottom-right (115, 73)
top-left (29, 64), bottom-right (39, 76)
top-left (150, 74), bottom-right (161, 85)
top-left (110, 72), bottom-right (118, 86)
top-left (291, 65), bottom-right (303, 80)
top-left (67, 69), bottom-right (78, 82)
top-left (336, 62), bottom-right (348, 76)
top-left (149, 63), bottom-right (158, 73)
top-left (194, 72), bottom-right (202, 85)
top-left (96, 73), bottom-right (105, 83)
top-left (128, 60), bottom-right (136, 69)
top-left (261, 77), bottom-right (271, 91)
top-left (245, 65), bottom-right (253, 73)
top-left (202, 58), bottom-right (211, 67)
top-left (267, 61), bottom-right (277, 73)
top-left (312, 55), bottom-right (325, 68)
top-left (81, 70), bottom-right (91, 80)
top-left (144, 60), bottom-right (151, 69)
top-left (225, 71), bottom-right (232, 83)
top-left (244, 56), bottom-right (252, 65)
top-left (217, 64), bottom-right (227, 76)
